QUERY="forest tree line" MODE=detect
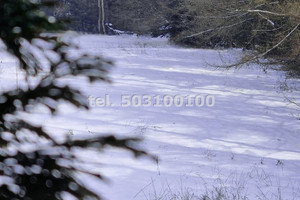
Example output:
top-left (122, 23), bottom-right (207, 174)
top-left (52, 0), bottom-right (300, 73)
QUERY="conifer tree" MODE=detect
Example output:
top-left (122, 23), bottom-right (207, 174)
top-left (0, 0), bottom-right (152, 199)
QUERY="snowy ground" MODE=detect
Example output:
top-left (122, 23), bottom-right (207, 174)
top-left (1, 34), bottom-right (300, 200)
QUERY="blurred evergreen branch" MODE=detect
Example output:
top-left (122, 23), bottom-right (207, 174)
top-left (0, 0), bottom-right (153, 199)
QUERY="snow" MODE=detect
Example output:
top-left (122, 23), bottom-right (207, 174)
top-left (1, 34), bottom-right (300, 200)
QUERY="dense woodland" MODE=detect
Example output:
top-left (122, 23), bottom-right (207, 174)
top-left (51, 0), bottom-right (300, 74)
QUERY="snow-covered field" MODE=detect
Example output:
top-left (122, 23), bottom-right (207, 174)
top-left (1, 34), bottom-right (300, 200)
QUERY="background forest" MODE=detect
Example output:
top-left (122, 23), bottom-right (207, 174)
top-left (51, 0), bottom-right (300, 74)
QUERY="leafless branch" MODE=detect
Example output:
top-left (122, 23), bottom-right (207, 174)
top-left (257, 12), bottom-right (275, 26)
top-left (254, 1), bottom-right (279, 9)
top-left (222, 22), bottom-right (300, 68)
top-left (185, 17), bottom-right (254, 38)
top-left (247, 9), bottom-right (287, 16)
top-left (252, 25), bottom-right (284, 32)
top-left (286, 97), bottom-right (300, 107)
top-left (184, 12), bottom-right (248, 19)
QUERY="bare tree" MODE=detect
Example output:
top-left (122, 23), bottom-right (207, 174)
top-left (166, 0), bottom-right (300, 71)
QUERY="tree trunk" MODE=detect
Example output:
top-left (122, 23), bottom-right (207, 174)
top-left (98, 0), bottom-right (106, 34)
